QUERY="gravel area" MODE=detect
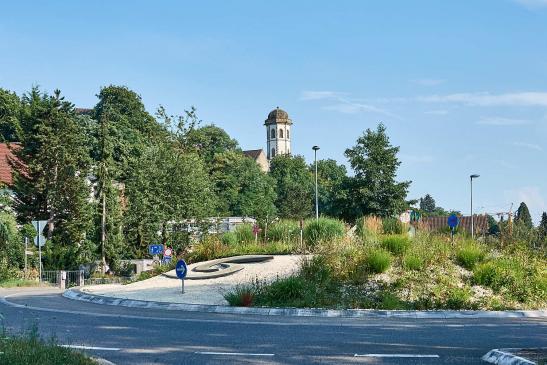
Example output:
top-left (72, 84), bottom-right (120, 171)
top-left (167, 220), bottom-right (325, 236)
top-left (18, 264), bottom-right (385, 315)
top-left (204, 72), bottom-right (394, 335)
top-left (82, 255), bottom-right (304, 305)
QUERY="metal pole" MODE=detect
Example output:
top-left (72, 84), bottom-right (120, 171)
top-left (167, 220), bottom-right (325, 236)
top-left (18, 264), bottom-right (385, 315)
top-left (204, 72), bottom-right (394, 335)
top-left (37, 221), bottom-right (42, 283)
top-left (313, 146), bottom-right (319, 220)
top-left (471, 176), bottom-right (474, 239)
top-left (181, 279), bottom-right (185, 294)
top-left (24, 237), bottom-right (28, 279)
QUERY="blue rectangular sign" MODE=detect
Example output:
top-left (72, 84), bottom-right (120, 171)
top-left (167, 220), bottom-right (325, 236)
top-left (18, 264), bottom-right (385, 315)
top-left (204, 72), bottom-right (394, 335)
top-left (148, 244), bottom-right (164, 255)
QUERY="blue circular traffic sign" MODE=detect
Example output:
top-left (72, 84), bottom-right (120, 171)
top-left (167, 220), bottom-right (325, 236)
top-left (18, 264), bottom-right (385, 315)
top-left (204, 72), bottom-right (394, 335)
top-left (175, 259), bottom-right (188, 279)
top-left (447, 214), bottom-right (459, 228)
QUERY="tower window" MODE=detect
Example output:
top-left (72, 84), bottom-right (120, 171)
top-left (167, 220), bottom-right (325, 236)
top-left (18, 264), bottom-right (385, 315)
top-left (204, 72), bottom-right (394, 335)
top-left (271, 148), bottom-right (276, 158)
top-left (271, 129), bottom-right (276, 139)
top-left (287, 130), bottom-right (290, 139)
top-left (279, 129), bottom-right (284, 138)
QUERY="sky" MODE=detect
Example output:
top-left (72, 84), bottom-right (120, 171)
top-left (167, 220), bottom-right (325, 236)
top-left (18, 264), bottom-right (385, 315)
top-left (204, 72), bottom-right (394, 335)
top-left (1, 0), bottom-right (547, 223)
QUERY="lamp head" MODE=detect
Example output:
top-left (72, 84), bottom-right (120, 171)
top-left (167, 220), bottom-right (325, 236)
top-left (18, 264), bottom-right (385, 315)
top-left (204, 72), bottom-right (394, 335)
top-left (312, 146), bottom-right (320, 151)
top-left (470, 174), bottom-right (480, 179)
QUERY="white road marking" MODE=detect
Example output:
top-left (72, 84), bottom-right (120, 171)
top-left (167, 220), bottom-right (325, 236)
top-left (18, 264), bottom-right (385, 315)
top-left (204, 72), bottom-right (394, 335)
top-left (196, 351), bottom-right (275, 357)
top-left (61, 345), bottom-right (121, 351)
top-left (354, 354), bottom-right (439, 358)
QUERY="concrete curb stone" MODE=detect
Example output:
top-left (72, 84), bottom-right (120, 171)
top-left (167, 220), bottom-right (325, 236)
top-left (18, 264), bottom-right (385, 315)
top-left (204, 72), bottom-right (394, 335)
top-left (482, 348), bottom-right (536, 365)
top-left (63, 289), bottom-right (547, 319)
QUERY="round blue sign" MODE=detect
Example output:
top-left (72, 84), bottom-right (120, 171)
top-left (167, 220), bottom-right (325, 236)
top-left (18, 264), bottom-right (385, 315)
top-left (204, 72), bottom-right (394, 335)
top-left (175, 259), bottom-right (187, 279)
top-left (447, 214), bottom-right (459, 228)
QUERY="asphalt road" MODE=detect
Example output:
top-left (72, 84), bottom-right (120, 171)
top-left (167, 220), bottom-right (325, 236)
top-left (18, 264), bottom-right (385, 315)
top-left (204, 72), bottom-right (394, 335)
top-left (1, 288), bottom-right (545, 365)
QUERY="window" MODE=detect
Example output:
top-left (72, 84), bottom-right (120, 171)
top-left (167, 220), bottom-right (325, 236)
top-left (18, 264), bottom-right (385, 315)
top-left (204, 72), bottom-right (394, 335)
top-left (271, 129), bottom-right (276, 139)
top-left (287, 130), bottom-right (290, 139)
top-left (279, 129), bottom-right (284, 138)
top-left (271, 148), bottom-right (276, 158)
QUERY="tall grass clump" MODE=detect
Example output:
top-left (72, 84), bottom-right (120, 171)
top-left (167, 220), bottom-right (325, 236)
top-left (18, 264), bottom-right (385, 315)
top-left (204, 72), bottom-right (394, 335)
top-left (365, 249), bottom-right (392, 273)
top-left (403, 254), bottom-right (424, 271)
top-left (382, 217), bottom-right (404, 234)
top-left (304, 217), bottom-right (345, 247)
top-left (456, 242), bottom-right (486, 269)
top-left (235, 224), bottom-right (254, 244)
top-left (381, 235), bottom-right (411, 255)
top-left (356, 216), bottom-right (382, 241)
top-left (267, 220), bottom-right (300, 243)
top-left (221, 231), bottom-right (237, 246)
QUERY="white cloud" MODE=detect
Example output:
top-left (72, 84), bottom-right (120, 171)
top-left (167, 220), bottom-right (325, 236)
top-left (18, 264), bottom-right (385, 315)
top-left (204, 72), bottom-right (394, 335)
top-left (411, 78), bottom-right (445, 86)
top-left (504, 186), bottom-right (546, 224)
top-left (513, 0), bottom-right (547, 8)
top-left (322, 102), bottom-right (390, 115)
top-left (424, 110), bottom-right (449, 115)
top-left (300, 91), bottom-right (346, 100)
top-left (512, 141), bottom-right (543, 151)
top-left (477, 116), bottom-right (531, 126)
top-left (497, 160), bottom-right (517, 169)
top-left (418, 92), bottom-right (547, 107)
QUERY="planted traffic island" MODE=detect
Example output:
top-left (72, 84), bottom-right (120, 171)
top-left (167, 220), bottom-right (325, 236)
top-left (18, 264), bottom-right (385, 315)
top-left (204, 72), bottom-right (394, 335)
top-left (223, 227), bottom-right (546, 311)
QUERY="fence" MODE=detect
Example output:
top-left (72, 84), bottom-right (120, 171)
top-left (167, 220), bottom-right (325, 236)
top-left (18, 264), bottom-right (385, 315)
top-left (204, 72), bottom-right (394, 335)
top-left (41, 270), bottom-right (84, 289)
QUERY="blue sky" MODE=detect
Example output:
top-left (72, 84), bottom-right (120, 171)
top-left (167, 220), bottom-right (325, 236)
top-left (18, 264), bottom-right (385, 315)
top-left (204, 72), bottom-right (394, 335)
top-left (1, 1), bottom-right (547, 222)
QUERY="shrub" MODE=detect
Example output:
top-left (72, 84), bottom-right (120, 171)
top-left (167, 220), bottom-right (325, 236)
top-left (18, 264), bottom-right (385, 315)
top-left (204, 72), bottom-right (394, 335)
top-left (303, 218), bottom-right (345, 247)
top-left (456, 242), bottom-right (486, 269)
top-left (382, 217), bottom-right (404, 234)
top-left (403, 254), bottom-right (424, 271)
top-left (221, 232), bottom-right (237, 246)
top-left (267, 220), bottom-right (300, 243)
top-left (235, 224), bottom-right (255, 244)
top-left (381, 235), bottom-right (410, 255)
top-left (224, 284), bottom-right (257, 307)
top-left (356, 216), bottom-right (382, 238)
top-left (260, 276), bottom-right (306, 306)
top-left (445, 287), bottom-right (473, 309)
top-left (365, 249), bottom-right (391, 273)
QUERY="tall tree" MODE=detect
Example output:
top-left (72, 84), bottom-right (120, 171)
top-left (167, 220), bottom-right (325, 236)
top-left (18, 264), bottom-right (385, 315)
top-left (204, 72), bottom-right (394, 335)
top-left (419, 194), bottom-right (436, 213)
top-left (186, 125), bottom-right (239, 164)
top-left (313, 159), bottom-right (348, 218)
top-left (211, 151), bottom-right (276, 220)
top-left (0, 88), bottom-right (23, 142)
top-left (269, 155), bottom-right (313, 219)
top-left (344, 123), bottom-right (411, 220)
top-left (537, 212), bottom-right (547, 246)
top-left (13, 88), bottom-right (93, 268)
top-left (515, 202), bottom-right (533, 229)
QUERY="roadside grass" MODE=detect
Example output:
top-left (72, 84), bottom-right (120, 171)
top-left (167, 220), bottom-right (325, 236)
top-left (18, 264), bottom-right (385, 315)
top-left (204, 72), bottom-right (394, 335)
top-left (224, 227), bottom-right (547, 310)
top-left (0, 326), bottom-right (96, 365)
top-left (0, 279), bottom-right (39, 288)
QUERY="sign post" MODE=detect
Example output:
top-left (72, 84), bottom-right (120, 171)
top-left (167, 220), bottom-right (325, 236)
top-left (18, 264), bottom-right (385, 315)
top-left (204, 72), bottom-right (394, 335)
top-left (447, 214), bottom-right (459, 243)
top-left (253, 224), bottom-right (260, 244)
top-left (299, 219), bottom-right (304, 251)
top-left (32, 220), bottom-right (47, 283)
top-left (175, 259), bottom-right (188, 294)
top-left (24, 237), bottom-right (28, 279)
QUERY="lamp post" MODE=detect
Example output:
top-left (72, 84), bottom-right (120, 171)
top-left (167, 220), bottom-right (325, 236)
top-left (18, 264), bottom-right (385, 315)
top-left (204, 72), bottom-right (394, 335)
top-left (312, 146), bottom-right (320, 220)
top-left (470, 174), bottom-right (480, 239)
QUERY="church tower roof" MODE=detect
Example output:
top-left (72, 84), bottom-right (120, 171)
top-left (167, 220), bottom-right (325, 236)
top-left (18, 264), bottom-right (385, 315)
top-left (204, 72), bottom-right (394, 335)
top-left (264, 107), bottom-right (292, 125)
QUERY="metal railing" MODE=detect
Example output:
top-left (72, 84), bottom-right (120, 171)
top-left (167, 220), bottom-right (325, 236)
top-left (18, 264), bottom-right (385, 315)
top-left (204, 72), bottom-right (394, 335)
top-left (41, 270), bottom-right (84, 288)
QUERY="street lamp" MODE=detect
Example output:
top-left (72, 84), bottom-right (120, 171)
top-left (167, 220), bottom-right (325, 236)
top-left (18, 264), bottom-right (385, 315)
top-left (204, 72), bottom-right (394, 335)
top-left (470, 174), bottom-right (480, 239)
top-left (312, 146), bottom-right (320, 220)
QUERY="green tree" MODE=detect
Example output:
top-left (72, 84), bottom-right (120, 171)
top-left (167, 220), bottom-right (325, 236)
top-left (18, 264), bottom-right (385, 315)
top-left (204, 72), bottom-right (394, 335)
top-left (269, 155), bottom-right (313, 219)
top-left (419, 194), bottom-right (436, 213)
top-left (0, 88), bottom-right (23, 142)
top-left (211, 151), bottom-right (276, 220)
top-left (186, 125), bottom-right (239, 164)
top-left (537, 212), bottom-right (547, 248)
top-left (514, 202), bottom-right (533, 229)
top-left (344, 123), bottom-right (411, 220)
top-left (313, 159), bottom-right (348, 218)
top-left (13, 88), bottom-right (93, 268)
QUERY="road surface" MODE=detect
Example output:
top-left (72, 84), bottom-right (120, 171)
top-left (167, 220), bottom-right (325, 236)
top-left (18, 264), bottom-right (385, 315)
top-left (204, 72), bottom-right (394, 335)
top-left (1, 288), bottom-right (545, 364)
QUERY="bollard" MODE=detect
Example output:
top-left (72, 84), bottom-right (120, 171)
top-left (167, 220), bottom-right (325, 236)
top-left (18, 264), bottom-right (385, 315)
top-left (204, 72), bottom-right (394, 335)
top-left (58, 270), bottom-right (67, 290)
top-left (79, 270), bottom-right (85, 287)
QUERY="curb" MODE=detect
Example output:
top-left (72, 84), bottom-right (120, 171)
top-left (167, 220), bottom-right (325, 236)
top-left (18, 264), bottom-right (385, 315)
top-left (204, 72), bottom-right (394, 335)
top-left (63, 289), bottom-right (547, 319)
top-left (482, 349), bottom-right (535, 365)
top-left (91, 357), bottom-right (116, 365)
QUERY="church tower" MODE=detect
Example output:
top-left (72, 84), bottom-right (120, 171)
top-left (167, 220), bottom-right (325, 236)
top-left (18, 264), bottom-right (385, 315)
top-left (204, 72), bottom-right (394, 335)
top-left (265, 107), bottom-right (292, 160)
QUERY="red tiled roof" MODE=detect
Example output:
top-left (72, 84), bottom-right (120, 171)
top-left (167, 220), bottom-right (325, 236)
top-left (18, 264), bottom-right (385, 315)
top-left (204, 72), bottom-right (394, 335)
top-left (0, 143), bottom-right (22, 186)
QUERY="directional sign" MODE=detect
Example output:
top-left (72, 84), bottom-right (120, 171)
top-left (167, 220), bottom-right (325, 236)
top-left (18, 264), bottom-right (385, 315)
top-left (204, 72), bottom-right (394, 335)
top-left (447, 214), bottom-right (459, 228)
top-left (31, 220), bottom-right (48, 247)
top-left (175, 259), bottom-right (188, 279)
top-left (148, 244), bottom-right (164, 255)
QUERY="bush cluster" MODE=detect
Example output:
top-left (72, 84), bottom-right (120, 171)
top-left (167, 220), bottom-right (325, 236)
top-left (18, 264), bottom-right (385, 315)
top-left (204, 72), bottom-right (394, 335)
top-left (303, 217), bottom-right (345, 247)
top-left (456, 242), bottom-right (486, 269)
top-left (381, 235), bottom-right (410, 255)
